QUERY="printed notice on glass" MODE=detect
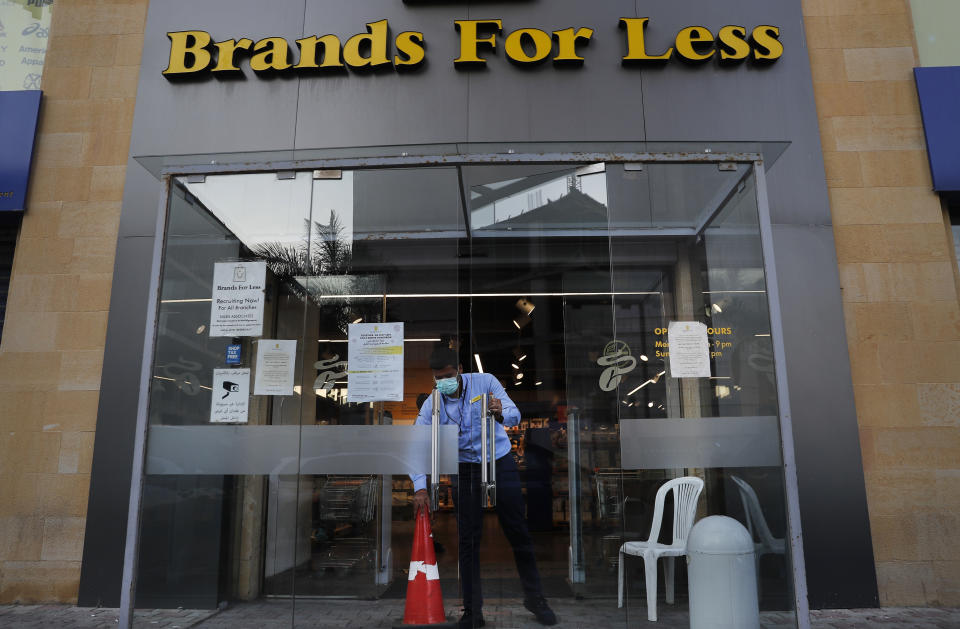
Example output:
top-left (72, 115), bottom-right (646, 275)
top-left (667, 321), bottom-right (711, 378)
top-left (254, 340), bottom-right (297, 396)
top-left (209, 261), bottom-right (267, 337)
top-left (210, 368), bottom-right (250, 423)
top-left (347, 322), bottom-right (404, 403)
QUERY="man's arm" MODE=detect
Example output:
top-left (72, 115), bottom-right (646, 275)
top-left (487, 374), bottom-right (521, 427)
top-left (410, 394), bottom-right (433, 493)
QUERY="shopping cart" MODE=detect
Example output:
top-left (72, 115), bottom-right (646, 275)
top-left (312, 475), bottom-right (380, 572)
top-left (594, 468), bottom-right (646, 570)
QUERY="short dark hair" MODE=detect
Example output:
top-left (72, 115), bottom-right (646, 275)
top-left (429, 346), bottom-right (459, 371)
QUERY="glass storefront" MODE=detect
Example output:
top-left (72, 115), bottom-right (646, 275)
top-left (131, 153), bottom-right (800, 627)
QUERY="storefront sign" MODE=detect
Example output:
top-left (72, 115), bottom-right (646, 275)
top-left (914, 66), bottom-right (960, 192)
top-left (253, 340), bottom-right (297, 396)
top-left (209, 261), bottom-right (267, 338)
top-left (210, 368), bottom-right (250, 423)
top-left (0, 90), bottom-right (42, 212)
top-left (162, 18), bottom-right (782, 79)
top-left (347, 322), bottom-right (404, 403)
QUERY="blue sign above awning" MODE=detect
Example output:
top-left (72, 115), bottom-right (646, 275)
top-left (0, 90), bottom-right (43, 212)
top-left (915, 66), bottom-right (960, 193)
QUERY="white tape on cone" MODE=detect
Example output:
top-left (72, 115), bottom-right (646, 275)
top-left (408, 560), bottom-right (440, 581)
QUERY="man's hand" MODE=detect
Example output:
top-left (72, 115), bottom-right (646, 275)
top-left (489, 396), bottom-right (504, 422)
top-left (413, 489), bottom-right (430, 514)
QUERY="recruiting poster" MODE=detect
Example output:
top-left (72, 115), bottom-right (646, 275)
top-left (210, 368), bottom-right (250, 423)
top-left (253, 340), bottom-right (297, 396)
top-left (347, 322), bottom-right (404, 403)
top-left (0, 0), bottom-right (53, 91)
top-left (667, 321), bottom-right (711, 378)
top-left (209, 261), bottom-right (267, 337)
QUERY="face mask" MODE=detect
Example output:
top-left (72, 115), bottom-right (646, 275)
top-left (435, 376), bottom-right (458, 396)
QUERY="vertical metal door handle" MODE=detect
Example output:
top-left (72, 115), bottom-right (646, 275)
top-left (480, 393), bottom-right (496, 507)
top-left (430, 389), bottom-right (440, 512)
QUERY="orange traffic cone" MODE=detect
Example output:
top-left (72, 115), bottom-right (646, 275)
top-left (400, 509), bottom-right (453, 627)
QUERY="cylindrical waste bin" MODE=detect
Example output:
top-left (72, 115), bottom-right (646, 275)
top-left (686, 515), bottom-right (759, 629)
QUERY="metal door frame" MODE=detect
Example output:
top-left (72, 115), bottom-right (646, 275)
top-left (119, 149), bottom-right (809, 629)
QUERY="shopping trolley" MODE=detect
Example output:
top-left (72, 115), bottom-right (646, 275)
top-left (312, 475), bottom-right (380, 572)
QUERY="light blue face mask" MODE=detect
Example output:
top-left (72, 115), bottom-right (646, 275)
top-left (435, 376), bottom-right (459, 396)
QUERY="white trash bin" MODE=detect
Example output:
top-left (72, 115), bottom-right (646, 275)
top-left (686, 515), bottom-right (759, 629)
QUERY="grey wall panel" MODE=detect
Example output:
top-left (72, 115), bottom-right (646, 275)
top-left (771, 224), bottom-right (879, 608)
top-left (294, 0), bottom-right (469, 148)
top-left (465, 0), bottom-right (644, 143)
top-left (117, 159), bottom-right (162, 238)
top-left (130, 0), bottom-right (304, 156)
top-left (78, 235), bottom-right (158, 608)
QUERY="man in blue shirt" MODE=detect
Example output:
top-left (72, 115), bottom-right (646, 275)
top-left (412, 347), bottom-right (557, 628)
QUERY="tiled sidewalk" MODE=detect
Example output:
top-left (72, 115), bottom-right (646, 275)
top-left (1, 601), bottom-right (959, 628)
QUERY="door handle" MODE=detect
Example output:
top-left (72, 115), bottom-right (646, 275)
top-left (430, 389), bottom-right (440, 512)
top-left (480, 394), bottom-right (497, 507)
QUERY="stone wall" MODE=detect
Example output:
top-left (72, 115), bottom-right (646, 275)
top-left (0, 0), bottom-right (148, 604)
top-left (802, 0), bottom-right (960, 607)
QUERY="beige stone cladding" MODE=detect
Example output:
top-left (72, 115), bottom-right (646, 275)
top-left (0, 0), bottom-right (148, 604)
top-left (803, 0), bottom-right (960, 607)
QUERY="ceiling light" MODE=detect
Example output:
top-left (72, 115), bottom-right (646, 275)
top-left (711, 303), bottom-right (723, 313)
top-left (535, 381), bottom-right (542, 386)
top-left (518, 354), bottom-right (527, 362)
top-left (516, 373), bottom-right (524, 379)
top-left (474, 354), bottom-right (484, 373)
top-left (647, 402), bottom-right (654, 408)
top-left (511, 363), bottom-right (519, 370)
top-left (639, 354), bottom-right (648, 362)
top-left (196, 324), bottom-right (206, 334)
top-left (352, 317), bottom-right (363, 324)
top-left (512, 313), bottom-right (531, 330)
top-left (515, 297), bottom-right (535, 315)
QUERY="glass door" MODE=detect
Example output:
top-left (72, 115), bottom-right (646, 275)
top-left (131, 155), bottom-right (801, 629)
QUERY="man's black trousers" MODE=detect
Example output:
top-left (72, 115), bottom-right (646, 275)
top-left (452, 454), bottom-right (545, 613)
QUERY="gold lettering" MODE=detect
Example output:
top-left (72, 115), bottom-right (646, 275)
top-left (619, 18), bottom-right (672, 63)
top-left (343, 20), bottom-right (392, 69)
top-left (212, 38), bottom-right (252, 72)
top-left (454, 19), bottom-right (502, 67)
top-left (295, 35), bottom-right (344, 69)
top-left (717, 26), bottom-right (750, 62)
top-left (674, 26), bottom-right (715, 62)
top-left (504, 28), bottom-right (552, 65)
top-left (394, 31), bottom-right (426, 68)
top-left (250, 37), bottom-right (292, 71)
top-left (163, 30), bottom-right (213, 75)
top-left (552, 27), bottom-right (593, 65)
top-left (751, 25), bottom-right (783, 61)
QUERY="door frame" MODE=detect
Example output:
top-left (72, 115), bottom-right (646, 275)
top-left (119, 149), bottom-right (809, 629)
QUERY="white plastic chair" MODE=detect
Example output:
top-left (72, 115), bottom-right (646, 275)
top-left (730, 475), bottom-right (786, 574)
top-left (617, 476), bottom-right (704, 621)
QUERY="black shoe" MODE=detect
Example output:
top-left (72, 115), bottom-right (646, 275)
top-left (458, 609), bottom-right (485, 628)
top-left (524, 597), bottom-right (558, 625)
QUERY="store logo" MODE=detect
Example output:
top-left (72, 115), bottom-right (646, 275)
top-left (597, 340), bottom-right (637, 392)
top-left (314, 354), bottom-right (348, 390)
top-left (161, 17), bottom-right (782, 79)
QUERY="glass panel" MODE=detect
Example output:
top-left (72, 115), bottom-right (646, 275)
top-left (609, 163), bottom-right (797, 627)
top-left (291, 168), bottom-right (464, 614)
top-left (464, 164), bottom-right (625, 624)
top-left (134, 173), bottom-right (314, 626)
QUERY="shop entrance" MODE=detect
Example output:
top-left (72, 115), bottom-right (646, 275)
top-left (130, 155), bottom-right (802, 628)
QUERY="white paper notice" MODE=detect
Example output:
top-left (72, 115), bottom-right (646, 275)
top-left (254, 340), bottom-right (297, 396)
top-left (347, 322), bottom-right (404, 403)
top-left (210, 368), bottom-right (250, 423)
top-left (667, 321), bottom-right (712, 378)
top-left (209, 261), bottom-right (267, 337)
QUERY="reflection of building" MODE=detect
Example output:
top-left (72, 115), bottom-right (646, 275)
top-left (0, 0), bottom-right (958, 624)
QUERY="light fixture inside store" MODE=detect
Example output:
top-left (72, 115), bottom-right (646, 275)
top-left (511, 363), bottom-right (519, 370)
top-left (196, 324), bottom-right (206, 334)
top-left (535, 381), bottom-right (542, 386)
top-left (648, 402), bottom-right (654, 408)
top-left (639, 354), bottom-right (648, 362)
top-left (512, 313), bottom-right (531, 330)
top-left (518, 354), bottom-right (527, 362)
top-left (515, 297), bottom-right (535, 315)
top-left (711, 303), bottom-right (723, 313)
top-left (517, 373), bottom-right (524, 379)
top-left (474, 354), bottom-right (484, 373)
top-left (352, 317), bottom-right (363, 324)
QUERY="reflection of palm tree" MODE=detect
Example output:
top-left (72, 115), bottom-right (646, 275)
top-left (251, 210), bottom-right (352, 286)
top-left (251, 211), bottom-right (354, 333)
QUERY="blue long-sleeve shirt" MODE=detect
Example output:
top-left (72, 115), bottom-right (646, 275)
top-left (411, 372), bottom-right (520, 492)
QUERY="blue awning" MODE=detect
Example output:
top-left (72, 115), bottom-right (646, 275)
top-left (915, 66), bottom-right (960, 192)
top-left (0, 90), bottom-right (43, 212)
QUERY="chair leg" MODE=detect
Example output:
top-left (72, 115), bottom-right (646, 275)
top-left (643, 555), bottom-right (658, 622)
top-left (618, 550), bottom-right (625, 608)
top-left (664, 556), bottom-right (675, 605)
